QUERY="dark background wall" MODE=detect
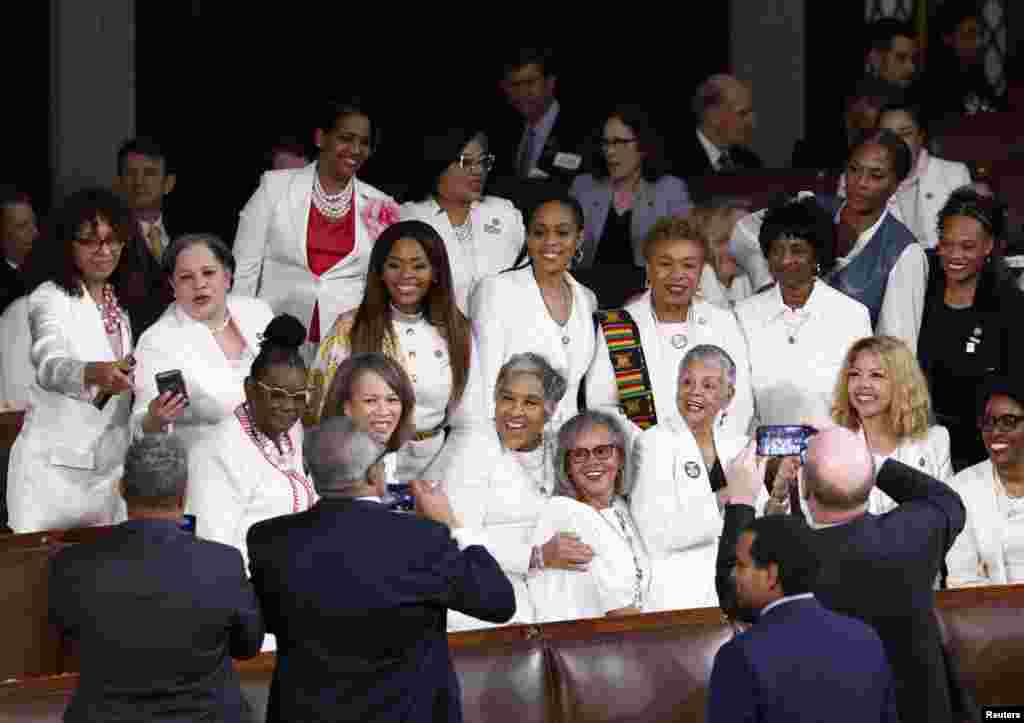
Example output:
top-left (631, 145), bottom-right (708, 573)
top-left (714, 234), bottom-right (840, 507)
top-left (133, 5), bottom-right (732, 243)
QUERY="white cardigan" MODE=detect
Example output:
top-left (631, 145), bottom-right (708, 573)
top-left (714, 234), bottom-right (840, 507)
top-left (470, 266), bottom-right (598, 431)
top-left (946, 459), bottom-right (1021, 587)
top-left (399, 196), bottom-right (524, 316)
top-left (630, 416), bottom-right (748, 610)
top-left (232, 163), bottom-right (399, 332)
top-left (7, 282), bottom-right (133, 532)
top-left (586, 291), bottom-right (754, 440)
top-left (131, 295), bottom-right (274, 453)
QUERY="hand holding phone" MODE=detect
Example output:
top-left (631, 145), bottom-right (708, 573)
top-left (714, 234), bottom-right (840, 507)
top-left (155, 369), bottom-right (188, 404)
top-left (755, 425), bottom-right (817, 458)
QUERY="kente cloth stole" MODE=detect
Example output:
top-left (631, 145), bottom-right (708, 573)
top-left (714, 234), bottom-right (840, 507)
top-left (594, 309), bottom-right (657, 429)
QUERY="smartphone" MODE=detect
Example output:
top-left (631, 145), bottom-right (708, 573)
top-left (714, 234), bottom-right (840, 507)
top-left (179, 514), bottom-right (196, 535)
top-left (384, 482), bottom-right (415, 513)
top-left (755, 425), bottom-right (817, 458)
top-left (155, 369), bottom-right (189, 405)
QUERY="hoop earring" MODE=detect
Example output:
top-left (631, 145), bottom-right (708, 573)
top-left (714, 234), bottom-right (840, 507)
top-left (572, 243), bottom-right (584, 268)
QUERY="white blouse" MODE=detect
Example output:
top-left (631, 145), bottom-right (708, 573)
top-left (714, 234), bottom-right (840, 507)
top-left (528, 496), bottom-right (652, 622)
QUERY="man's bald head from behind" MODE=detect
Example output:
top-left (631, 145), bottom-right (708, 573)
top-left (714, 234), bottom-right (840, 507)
top-left (803, 426), bottom-right (876, 524)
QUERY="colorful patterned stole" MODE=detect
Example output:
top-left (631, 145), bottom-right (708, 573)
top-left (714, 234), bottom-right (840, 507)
top-left (594, 309), bottom-right (658, 429)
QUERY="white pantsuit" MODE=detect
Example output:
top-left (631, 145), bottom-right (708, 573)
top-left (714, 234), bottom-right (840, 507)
top-left (399, 197), bottom-right (524, 316)
top-left (131, 296), bottom-right (274, 453)
top-left (471, 266), bottom-right (598, 431)
top-left (7, 283), bottom-right (133, 532)
top-left (586, 291), bottom-right (754, 440)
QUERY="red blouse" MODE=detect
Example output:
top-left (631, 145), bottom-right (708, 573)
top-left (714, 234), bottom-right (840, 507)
top-left (305, 204), bottom-right (356, 343)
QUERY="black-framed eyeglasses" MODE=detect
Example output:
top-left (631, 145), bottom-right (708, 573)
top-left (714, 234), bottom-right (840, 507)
top-left (568, 444), bottom-right (620, 463)
top-left (599, 137), bottom-right (638, 150)
top-left (978, 414), bottom-right (1024, 433)
top-left (254, 378), bottom-right (311, 407)
top-left (74, 236), bottom-right (125, 253)
top-left (457, 153), bottom-right (496, 172)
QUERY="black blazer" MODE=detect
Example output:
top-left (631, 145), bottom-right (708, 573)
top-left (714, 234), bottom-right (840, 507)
top-left (49, 519), bottom-right (264, 723)
top-left (671, 128), bottom-right (763, 187)
top-left (247, 498), bottom-right (516, 723)
top-left (117, 223), bottom-right (175, 338)
top-left (0, 260), bottom-right (27, 315)
top-left (716, 460), bottom-right (970, 723)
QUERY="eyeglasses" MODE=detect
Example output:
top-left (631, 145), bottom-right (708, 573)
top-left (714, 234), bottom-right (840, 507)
top-left (599, 137), bottom-right (638, 150)
top-left (568, 444), bottom-right (620, 463)
top-left (74, 236), bottom-right (125, 253)
top-left (253, 378), bottom-right (311, 406)
top-left (978, 414), bottom-right (1024, 433)
top-left (457, 153), bottom-right (496, 172)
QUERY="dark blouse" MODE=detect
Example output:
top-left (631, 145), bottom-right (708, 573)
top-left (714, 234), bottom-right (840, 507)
top-left (594, 208), bottom-right (635, 266)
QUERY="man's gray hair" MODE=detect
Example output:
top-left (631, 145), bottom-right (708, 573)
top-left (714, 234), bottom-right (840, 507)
top-left (495, 352), bottom-right (568, 418)
top-left (678, 344), bottom-right (737, 389)
top-left (122, 434), bottom-right (188, 504)
top-left (304, 415), bottom-right (385, 495)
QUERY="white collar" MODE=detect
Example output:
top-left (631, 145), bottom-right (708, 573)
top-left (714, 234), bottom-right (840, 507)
top-left (765, 281), bottom-right (825, 322)
top-left (696, 128), bottom-right (724, 167)
top-left (430, 197), bottom-right (480, 216)
top-left (355, 495), bottom-right (383, 503)
top-left (760, 592), bottom-right (814, 617)
top-left (5, 258), bottom-right (16, 271)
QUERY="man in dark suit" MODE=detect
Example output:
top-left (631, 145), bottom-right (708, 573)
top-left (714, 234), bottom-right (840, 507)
top-left (49, 434), bottom-right (264, 723)
top-left (674, 74), bottom-right (763, 189)
top-left (248, 415), bottom-right (515, 723)
top-left (488, 48), bottom-right (593, 213)
top-left (717, 427), bottom-right (971, 723)
top-left (0, 185), bottom-right (38, 314)
top-left (708, 515), bottom-right (898, 722)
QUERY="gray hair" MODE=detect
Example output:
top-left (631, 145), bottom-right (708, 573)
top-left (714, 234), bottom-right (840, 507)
top-left (495, 352), bottom-right (568, 419)
top-left (122, 434), bottom-right (188, 505)
top-left (162, 231), bottom-right (237, 282)
top-left (554, 410), bottom-right (630, 499)
top-left (304, 415), bottom-right (386, 495)
top-left (678, 344), bottom-right (737, 389)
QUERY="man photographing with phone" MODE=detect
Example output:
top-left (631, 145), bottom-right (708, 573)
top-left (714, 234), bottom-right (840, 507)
top-left (716, 425), bottom-right (972, 723)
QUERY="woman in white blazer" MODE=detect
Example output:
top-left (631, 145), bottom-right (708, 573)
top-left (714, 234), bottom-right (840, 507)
top-left (586, 214), bottom-right (754, 441)
top-left (946, 377), bottom-right (1024, 587)
top-left (7, 189), bottom-right (137, 532)
top-left (132, 233), bottom-right (273, 454)
top-left (399, 127), bottom-right (524, 315)
top-left (830, 335), bottom-right (953, 514)
top-left (570, 104), bottom-right (691, 308)
top-left (736, 197), bottom-right (873, 427)
top-left (232, 99), bottom-right (400, 355)
top-left (306, 221), bottom-right (487, 478)
top-left (423, 353), bottom-right (596, 630)
top-left (630, 345), bottom-right (748, 611)
top-left (0, 296), bottom-right (33, 408)
top-left (471, 193), bottom-right (598, 432)
top-left (187, 314), bottom-right (315, 566)
top-left (839, 101), bottom-right (972, 249)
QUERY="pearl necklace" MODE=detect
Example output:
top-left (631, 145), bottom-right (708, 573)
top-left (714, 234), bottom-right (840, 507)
top-left (453, 214), bottom-right (473, 244)
top-left (650, 302), bottom-right (694, 350)
top-left (312, 168), bottom-right (354, 221)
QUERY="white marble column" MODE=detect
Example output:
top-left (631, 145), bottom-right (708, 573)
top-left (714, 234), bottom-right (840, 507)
top-left (50, 0), bottom-right (135, 200)
top-left (729, 0), bottom-right (806, 168)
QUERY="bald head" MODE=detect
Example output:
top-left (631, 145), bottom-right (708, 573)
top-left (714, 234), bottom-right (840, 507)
top-left (694, 75), bottom-right (755, 149)
top-left (803, 426), bottom-right (875, 521)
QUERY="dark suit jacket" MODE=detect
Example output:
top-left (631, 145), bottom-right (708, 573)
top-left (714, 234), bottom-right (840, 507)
top-left (247, 498), bottom-right (516, 723)
top-left (708, 597), bottom-right (898, 722)
top-left (716, 460), bottom-right (969, 723)
top-left (672, 128), bottom-right (763, 192)
top-left (0, 259), bottom-right (27, 315)
top-left (49, 519), bottom-right (264, 723)
top-left (117, 223), bottom-right (175, 338)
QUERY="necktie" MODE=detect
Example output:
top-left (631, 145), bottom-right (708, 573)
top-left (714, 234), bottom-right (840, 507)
top-left (519, 128), bottom-right (536, 178)
top-left (145, 223), bottom-right (163, 261)
top-left (717, 149), bottom-right (737, 173)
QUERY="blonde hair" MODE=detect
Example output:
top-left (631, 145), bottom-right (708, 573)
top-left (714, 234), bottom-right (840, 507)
top-left (689, 202), bottom-right (748, 273)
top-left (641, 214), bottom-right (708, 262)
top-left (831, 336), bottom-right (932, 441)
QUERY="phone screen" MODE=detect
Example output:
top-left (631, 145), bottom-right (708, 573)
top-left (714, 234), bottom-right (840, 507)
top-left (385, 483), bottom-right (415, 513)
top-left (755, 425), bottom-right (816, 457)
top-left (155, 370), bottom-right (188, 404)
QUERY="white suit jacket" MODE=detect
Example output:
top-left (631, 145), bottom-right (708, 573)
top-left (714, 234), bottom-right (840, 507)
top-left (232, 163), bottom-right (399, 331)
top-left (470, 266), bottom-right (598, 430)
top-left (630, 416), bottom-right (747, 610)
top-left (131, 295), bottom-right (274, 453)
top-left (865, 425), bottom-right (954, 514)
top-left (399, 196), bottom-right (524, 315)
top-left (585, 291), bottom-right (754, 440)
top-left (0, 296), bottom-right (33, 407)
top-left (838, 154), bottom-right (971, 249)
top-left (946, 460), bottom-right (1013, 587)
top-left (735, 282), bottom-right (872, 426)
top-left (7, 282), bottom-right (133, 532)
